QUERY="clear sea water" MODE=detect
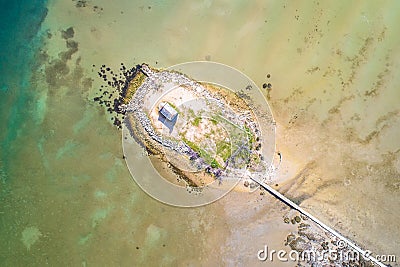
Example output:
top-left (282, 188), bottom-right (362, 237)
top-left (1, 1), bottom-right (399, 265)
top-left (0, 0), bottom-right (47, 162)
top-left (0, 0), bottom-right (48, 260)
top-left (0, 2), bottom-right (226, 265)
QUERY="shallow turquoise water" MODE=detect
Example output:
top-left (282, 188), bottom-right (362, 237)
top-left (0, 2), bottom-right (222, 265)
top-left (0, 0), bottom-right (47, 167)
top-left (0, 1), bottom-right (49, 262)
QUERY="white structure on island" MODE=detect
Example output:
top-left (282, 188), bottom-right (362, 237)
top-left (158, 102), bottom-right (178, 121)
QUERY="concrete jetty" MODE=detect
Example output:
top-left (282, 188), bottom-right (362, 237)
top-left (249, 176), bottom-right (387, 267)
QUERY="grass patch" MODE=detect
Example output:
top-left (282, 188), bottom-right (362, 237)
top-left (244, 125), bottom-right (255, 147)
top-left (192, 117), bottom-right (201, 127)
top-left (166, 101), bottom-right (179, 112)
top-left (181, 136), bottom-right (221, 168)
top-left (187, 108), bottom-right (195, 118)
top-left (216, 140), bottom-right (231, 162)
top-left (252, 154), bottom-right (261, 165)
top-left (124, 72), bottom-right (146, 104)
top-left (211, 159), bottom-right (219, 168)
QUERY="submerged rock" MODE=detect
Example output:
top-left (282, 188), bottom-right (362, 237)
top-left (61, 26), bottom-right (75, 39)
top-left (288, 237), bottom-right (309, 252)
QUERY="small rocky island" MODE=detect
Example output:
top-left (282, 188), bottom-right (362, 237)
top-left (96, 63), bottom-right (269, 188)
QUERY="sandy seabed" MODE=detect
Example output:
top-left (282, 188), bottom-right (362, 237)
top-left (2, 0), bottom-right (400, 266)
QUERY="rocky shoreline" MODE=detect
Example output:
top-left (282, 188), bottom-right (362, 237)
top-left (282, 211), bottom-right (376, 267)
